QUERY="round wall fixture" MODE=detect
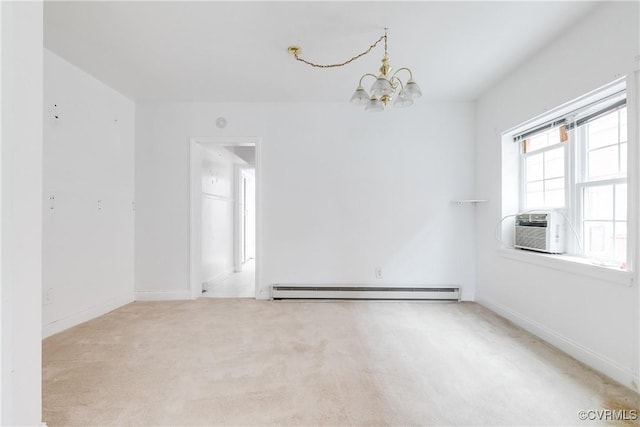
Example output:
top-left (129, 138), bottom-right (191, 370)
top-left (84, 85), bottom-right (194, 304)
top-left (216, 117), bottom-right (227, 128)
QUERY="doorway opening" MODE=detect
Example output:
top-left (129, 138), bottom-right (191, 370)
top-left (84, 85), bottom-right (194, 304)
top-left (189, 137), bottom-right (259, 299)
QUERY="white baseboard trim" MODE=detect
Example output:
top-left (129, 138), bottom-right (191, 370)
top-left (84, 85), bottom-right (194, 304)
top-left (476, 296), bottom-right (639, 392)
top-left (134, 290), bottom-right (192, 301)
top-left (43, 293), bottom-right (134, 339)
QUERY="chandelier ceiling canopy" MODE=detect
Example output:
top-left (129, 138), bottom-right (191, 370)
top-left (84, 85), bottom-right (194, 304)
top-left (288, 29), bottom-right (422, 112)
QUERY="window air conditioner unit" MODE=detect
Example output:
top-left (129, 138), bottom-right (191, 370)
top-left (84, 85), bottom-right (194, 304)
top-left (514, 211), bottom-right (565, 254)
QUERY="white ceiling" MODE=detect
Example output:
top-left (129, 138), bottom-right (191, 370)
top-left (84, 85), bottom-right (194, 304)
top-left (44, 1), bottom-right (599, 103)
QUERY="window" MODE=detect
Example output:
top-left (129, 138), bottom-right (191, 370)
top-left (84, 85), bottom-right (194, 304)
top-left (522, 127), bottom-right (566, 209)
top-left (514, 82), bottom-right (631, 269)
top-left (578, 106), bottom-right (627, 264)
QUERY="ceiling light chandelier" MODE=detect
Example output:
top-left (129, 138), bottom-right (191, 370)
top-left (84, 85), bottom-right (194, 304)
top-left (288, 28), bottom-right (422, 112)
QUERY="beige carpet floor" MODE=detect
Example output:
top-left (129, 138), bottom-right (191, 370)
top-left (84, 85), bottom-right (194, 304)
top-left (43, 300), bottom-right (639, 426)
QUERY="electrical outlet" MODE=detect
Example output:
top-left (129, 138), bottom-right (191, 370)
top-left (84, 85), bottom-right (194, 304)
top-left (375, 268), bottom-right (383, 279)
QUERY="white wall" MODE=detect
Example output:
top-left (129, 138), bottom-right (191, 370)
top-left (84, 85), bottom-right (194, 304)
top-left (136, 101), bottom-right (476, 300)
top-left (1, 1), bottom-right (43, 424)
top-left (201, 147), bottom-right (235, 285)
top-left (475, 2), bottom-right (640, 390)
top-left (42, 49), bottom-right (135, 338)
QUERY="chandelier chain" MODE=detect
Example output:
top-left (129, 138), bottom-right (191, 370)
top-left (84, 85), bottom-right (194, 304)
top-left (292, 34), bottom-right (386, 69)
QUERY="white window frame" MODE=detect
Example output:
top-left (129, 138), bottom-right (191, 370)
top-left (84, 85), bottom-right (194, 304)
top-left (501, 75), bottom-right (638, 284)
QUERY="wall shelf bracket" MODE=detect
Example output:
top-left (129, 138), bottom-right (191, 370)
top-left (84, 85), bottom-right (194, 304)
top-left (451, 199), bottom-right (488, 205)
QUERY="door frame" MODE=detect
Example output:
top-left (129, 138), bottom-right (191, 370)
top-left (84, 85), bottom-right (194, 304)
top-left (189, 136), bottom-right (261, 299)
top-left (234, 164), bottom-right (255, 272)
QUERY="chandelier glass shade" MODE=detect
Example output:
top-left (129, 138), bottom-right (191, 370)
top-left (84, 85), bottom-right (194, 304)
top-left (288, 28), bottom-right (422, 112)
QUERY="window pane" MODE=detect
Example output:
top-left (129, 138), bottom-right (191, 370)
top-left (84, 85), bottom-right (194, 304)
top-left (526, 181), bottom-right (543, 208)
top-left (620, 107), bottom-right (627, 143)
top-left (614, 221), bottom-right (627, 265)
top-left (546, 177), bottom-right (564, 191)
top-left (545, 176), bottom-right (564, 207)
top-left (620, 142), bottom-right (627, 174)
top-left (584, 185), bottom-right (613, 220)
top-left (582, 183), bottom-right (627, 264)
top-left (526, 154), bottom-right (543, 182)
top-left (588, 145), bottom-right (619, 179)
top-left (527, 133), bottom-right (548, 152)
top-left (587, 111), bottom-right (618, 150)
top-left (545, 189), bottom-right (564, 207)
top-left (615, 184), bottom-right (627, 221)
top-left (545, 148), bottom-right (564, 179)
top-left (583, 221), bottom-right (613, 259)
top-left (527, 128), bottom-right (560, 152)
top-left (547, 128), bottom-right (560, 144)
top-left (527, 181), bottom-right (543, 193)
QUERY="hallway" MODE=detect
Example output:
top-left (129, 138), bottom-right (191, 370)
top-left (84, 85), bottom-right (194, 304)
top-left (202, 259), bottom-right (255, 298)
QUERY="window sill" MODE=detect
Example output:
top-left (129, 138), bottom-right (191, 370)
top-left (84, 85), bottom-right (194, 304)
top-left (498, 248), bottom-right (635, 287)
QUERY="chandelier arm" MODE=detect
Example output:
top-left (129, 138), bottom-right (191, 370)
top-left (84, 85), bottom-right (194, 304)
top-left (390, 67), bottom-right (414, 81)
top-left (290, 34), bottom-right (386, 69)
top-left (358, 73), bottom-right (379, 87)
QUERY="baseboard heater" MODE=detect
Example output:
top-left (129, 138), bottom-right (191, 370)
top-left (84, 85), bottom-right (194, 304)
top-left (271, 285), bottom-right (460, 301)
